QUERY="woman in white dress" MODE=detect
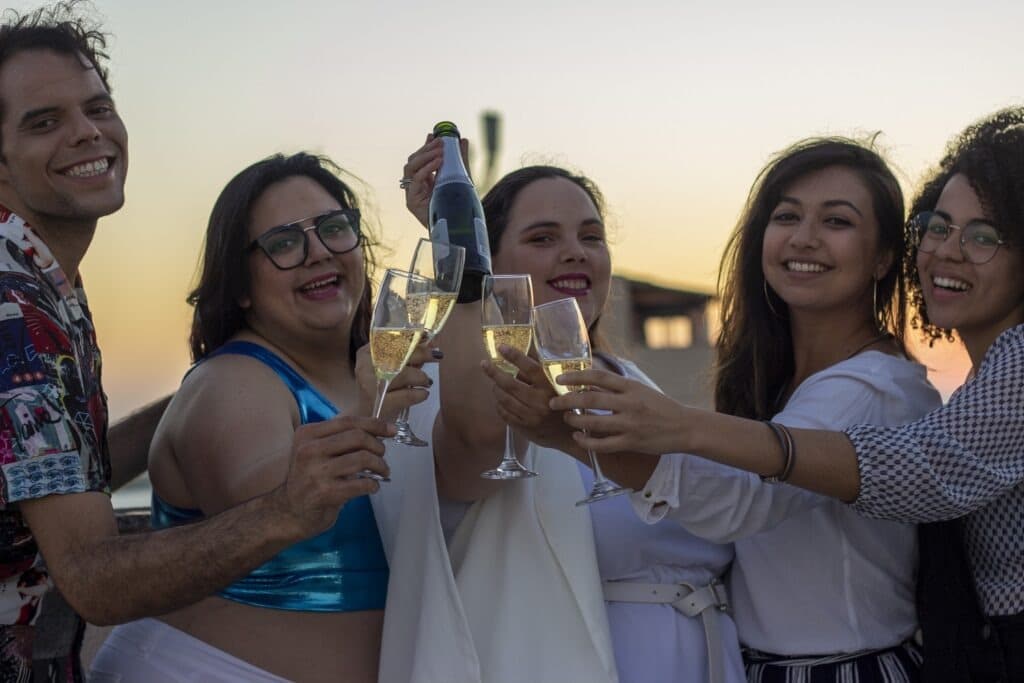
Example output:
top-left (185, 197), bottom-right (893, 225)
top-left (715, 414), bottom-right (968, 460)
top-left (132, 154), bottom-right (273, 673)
top-left (394, 140), bottom-right (745, 683)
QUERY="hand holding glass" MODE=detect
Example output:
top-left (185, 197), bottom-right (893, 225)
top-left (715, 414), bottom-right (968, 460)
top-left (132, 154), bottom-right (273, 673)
top-left (480, 274), bottom-right (538, 479)
top-left (533, 297), bottom-right (631, 505)
top-left (393, 239), bottom-right (465, 446)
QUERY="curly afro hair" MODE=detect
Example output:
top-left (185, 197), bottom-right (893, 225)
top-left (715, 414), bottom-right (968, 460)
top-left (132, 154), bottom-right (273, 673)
top-left (905, 107), bottom-right (1024, 346)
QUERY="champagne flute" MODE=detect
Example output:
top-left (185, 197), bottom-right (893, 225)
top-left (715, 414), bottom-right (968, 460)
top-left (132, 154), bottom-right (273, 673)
top-left (359, 268), bottom-right (430, 481)
top-left (393, 239), bottom-right (466, 446)
top-left (533, 297), bottom-right (631, 505)
top-left (480, 274), bottom-right (538, 479)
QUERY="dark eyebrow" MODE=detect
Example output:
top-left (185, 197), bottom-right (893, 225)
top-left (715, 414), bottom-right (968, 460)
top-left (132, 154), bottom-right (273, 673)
top-left (822, 199), bottom-right (863, 217)
top-left (934, 208), bottom-right (997, 224)
top-left (521, 218), bottom-right (604, 232)
top-left (521, 220), bottom-right (560, 231)
top-left (17, 106), bottom-right (59, 127)
top-left (17, 93), bottom-right (114, 128)
top-left (260, 209), bottom-right (342, 235)
top-left (777, 196), bottom-right (863, 217)
top-left (84, 93), bottom-right (115, 108)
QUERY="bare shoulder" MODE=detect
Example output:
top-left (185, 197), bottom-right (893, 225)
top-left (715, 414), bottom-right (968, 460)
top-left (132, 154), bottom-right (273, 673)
top-left (158, 352), bottom-right (299, 514)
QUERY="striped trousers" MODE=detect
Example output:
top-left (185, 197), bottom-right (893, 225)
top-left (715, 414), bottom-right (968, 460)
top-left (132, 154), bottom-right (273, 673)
top-left (744, 640), bottom-right (922, 683)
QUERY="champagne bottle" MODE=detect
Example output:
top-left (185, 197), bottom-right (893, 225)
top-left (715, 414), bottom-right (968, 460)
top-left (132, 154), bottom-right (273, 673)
top-left (429, 121), bottom-right (492, 302)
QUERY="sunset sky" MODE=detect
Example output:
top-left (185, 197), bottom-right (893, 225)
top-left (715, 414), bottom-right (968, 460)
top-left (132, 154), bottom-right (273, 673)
top-left (10, 0), bottom-right (1017, 416)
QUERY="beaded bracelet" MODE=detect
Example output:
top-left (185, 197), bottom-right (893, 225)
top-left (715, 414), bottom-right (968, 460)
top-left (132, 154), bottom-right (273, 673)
top-left (761, 421), bottom-right (795, 483)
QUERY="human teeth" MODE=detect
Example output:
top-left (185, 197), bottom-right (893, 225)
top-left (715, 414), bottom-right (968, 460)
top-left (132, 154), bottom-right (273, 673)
top-left (64, 159), bottom-right (109, 178)
top-left (301, 276), bottom-right (338, 291)
top-left (550, 278), bottom-right (588, 290)
top-left (933, 276), bottom-right (970, 291)
top-left (786, 261), bottom-right (827, 273)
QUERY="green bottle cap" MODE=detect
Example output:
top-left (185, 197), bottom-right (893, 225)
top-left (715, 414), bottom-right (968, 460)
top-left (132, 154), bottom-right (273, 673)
top-left (432, 121), bottom-right (461, 138)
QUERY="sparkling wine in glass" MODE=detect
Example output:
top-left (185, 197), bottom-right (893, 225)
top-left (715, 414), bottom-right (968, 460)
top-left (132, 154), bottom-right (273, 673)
top-left (480, 274), bottom-right (538, 479)
top-left (533, 297), bottom-right (630, 505)
top-left (393, 239), bottom-right (465, 447)
top-left (359, 269), bottom-right (430, 481)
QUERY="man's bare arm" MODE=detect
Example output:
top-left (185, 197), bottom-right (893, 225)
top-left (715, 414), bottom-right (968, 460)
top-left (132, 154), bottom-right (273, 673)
top-left (107, 394), bottom-right (172, 491)
top-left (21, 415), bottom-right (391, 626)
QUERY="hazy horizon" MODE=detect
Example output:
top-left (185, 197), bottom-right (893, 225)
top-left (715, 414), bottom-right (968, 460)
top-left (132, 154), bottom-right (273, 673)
top-left (7, 0), bottom-right (1010, 416)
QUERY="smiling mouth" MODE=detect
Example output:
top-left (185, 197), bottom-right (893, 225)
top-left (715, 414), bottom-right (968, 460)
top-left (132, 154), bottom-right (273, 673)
top-left (61, 158), bottom-right (111, 178)
top-left (548, 276), bottom-right (590, 292)
top-left (299, 275), bottom-right (340, 293)
top-left (785, 261), bottom-right (829, 273)
top-left (933, 275), bottom-right (971, 292)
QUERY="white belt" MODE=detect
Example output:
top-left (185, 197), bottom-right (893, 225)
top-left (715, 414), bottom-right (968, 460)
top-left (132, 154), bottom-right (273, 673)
top-left (603, 579), bottom-right (730, 683)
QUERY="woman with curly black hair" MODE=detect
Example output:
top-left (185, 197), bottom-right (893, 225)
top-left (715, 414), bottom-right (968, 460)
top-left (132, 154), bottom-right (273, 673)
top-left (549, 107), bottom-right (1024, 682)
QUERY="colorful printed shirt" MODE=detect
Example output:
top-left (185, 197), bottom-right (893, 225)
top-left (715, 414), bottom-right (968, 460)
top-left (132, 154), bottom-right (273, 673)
top-left (0, 206), bottom-right (110, 682)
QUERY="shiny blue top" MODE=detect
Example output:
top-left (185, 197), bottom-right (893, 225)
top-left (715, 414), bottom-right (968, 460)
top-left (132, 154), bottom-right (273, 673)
top-left (149, 340), bottom-right (388, 612)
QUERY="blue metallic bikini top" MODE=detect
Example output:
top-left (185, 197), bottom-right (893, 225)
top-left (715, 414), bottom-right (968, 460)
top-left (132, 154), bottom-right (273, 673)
top-left (150, 340), bottom-right (388, 612)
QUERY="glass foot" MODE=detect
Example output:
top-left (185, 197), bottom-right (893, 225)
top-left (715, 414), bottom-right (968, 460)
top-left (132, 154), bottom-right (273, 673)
top-left (576, 480), bottom-right (630, 506)
top-left (480, 461), bottom-right (538, 480)
top-left (354, 470), bottom-right (391, 483)
top-left (393, 420), bottom-right (429, 447)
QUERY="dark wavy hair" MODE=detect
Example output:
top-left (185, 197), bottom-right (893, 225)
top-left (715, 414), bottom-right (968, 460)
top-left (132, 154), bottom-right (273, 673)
top-left (482, 165), bottom-right (610, 349)
top-left (0, 1), bottom-right (111, 154)
top-left (907, 107), bottom-right (1024, 346)
top-left (188, 152), bottom-right (378, 363)
top-left (715, 137), bottom-right (907, 419)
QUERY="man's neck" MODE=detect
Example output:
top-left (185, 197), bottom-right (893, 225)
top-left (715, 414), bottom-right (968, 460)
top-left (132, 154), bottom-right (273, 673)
top-left (5, 202), bottom-right (97, 282)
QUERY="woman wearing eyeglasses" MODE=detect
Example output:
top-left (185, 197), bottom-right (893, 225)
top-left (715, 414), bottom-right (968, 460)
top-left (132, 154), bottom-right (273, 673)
top-left (551, 109), bottom-right (1024, 682)
top-left (90, 153), bottom-right (428, 682)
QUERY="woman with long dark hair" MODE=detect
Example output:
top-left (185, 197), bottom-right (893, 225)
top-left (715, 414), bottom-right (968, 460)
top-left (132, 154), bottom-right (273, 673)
top-left (391, 143), bottom-right (746, 683)
top-left (552, 109), bottom-right (1024, 681)
top-left (91, 153), bottom-right (425, 682)
top-left (500, 137), bottom-right (941, 681)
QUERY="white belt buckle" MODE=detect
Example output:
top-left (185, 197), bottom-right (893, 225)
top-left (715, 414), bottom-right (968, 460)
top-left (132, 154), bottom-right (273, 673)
top-left (708, 578), bottom-right (729, 612)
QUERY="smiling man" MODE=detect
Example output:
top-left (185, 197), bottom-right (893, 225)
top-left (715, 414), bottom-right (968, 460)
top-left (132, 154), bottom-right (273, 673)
top-left (0, 4), bottom-right (392, 679)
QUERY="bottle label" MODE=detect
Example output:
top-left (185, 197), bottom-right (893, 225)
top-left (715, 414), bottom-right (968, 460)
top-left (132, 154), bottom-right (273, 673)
top-left (432, 217), bottom-right (450, 244)
top-left (472, 217), bottom-right (488, 259)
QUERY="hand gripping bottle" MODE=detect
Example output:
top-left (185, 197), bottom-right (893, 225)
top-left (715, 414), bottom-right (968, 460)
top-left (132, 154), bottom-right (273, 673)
top-left (428, 121), bottom-right (492, 302)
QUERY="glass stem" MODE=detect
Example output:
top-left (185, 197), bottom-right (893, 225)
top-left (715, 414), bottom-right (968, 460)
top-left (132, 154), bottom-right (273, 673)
top-left (585, 441), bottom-right (609, 482)
top-left (503, 425), bottom-right (519, 466)
top-left (576, 408), bottom-right (609, 482)
top-left (373, 378), bottom-right (390, 419)
top-left (396, 330), bottom-right (431, 425)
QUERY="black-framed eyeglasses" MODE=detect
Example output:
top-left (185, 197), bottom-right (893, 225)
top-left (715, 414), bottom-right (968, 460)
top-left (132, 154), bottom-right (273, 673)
top-left (914, 211), bottom-right (1006, 265)
top-left (246, 208), bottom-right (362, 270)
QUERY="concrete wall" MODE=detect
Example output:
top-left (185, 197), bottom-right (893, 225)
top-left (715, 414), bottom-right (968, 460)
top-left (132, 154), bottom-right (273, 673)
top-left (602, 276), bottom-right (716, 408)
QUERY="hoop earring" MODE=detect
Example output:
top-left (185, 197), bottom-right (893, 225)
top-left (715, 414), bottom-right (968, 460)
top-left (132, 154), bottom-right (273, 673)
top-left (764, 278), bottom-right (785, 319)
top-left (872, 278), bottom-right (881, 331)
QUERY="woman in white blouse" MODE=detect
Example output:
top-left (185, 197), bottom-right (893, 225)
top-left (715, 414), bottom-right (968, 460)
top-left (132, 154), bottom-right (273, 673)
top-left (551, 110), bottom-right (1024, 681)
top-left (525, 138), bottom-right (941, 682)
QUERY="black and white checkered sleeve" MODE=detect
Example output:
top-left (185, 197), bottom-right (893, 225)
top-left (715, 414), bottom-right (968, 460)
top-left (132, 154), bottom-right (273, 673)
top-left (849, 326), bottom-right (1024, 523)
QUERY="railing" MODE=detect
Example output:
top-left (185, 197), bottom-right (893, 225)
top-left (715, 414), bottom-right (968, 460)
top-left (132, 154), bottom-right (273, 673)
top-left (115, 507), bottom-right (151, 534)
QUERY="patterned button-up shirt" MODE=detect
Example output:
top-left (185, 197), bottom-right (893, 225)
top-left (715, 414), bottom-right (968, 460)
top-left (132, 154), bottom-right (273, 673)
top-left (849, 325), bottom-right (1024, 616)
top-left (0, 206), bottom-right (110, 682)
